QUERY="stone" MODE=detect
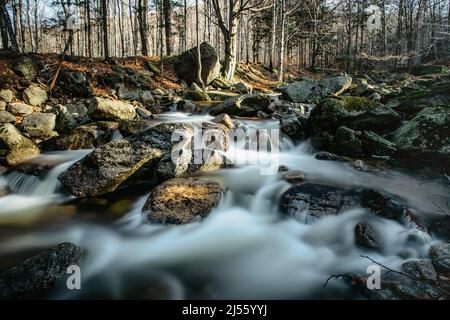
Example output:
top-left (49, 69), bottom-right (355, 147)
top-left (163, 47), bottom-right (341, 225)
top-left (21, 112), bottom-right (56, 137)
top-left (88, 97), bottom-right (136, 121)
top-left (140, 91), bottom-right (154, 105)
top-left (0, 243), bottom-right (82, 299)
top-left (0, 111), bottom-right (16, 124)
top-left (282, 75), bottom-right (352, 103)
top-left (173, 42), bottom-right (221, 85)
top-left (58, 123), bottom-right (190, 197)
top-left (212, 113), bottom-right (234, 130)
top-left (232, 81), bottom-right (252, 94)
top-left (11, 57), bottom-right (38, 81)
top-left (354, 222), bottom-right (379, 250)
top-left (0, 123), bottom-right (40, 165)
top-left (279, 183), bottom-right (360, 222)
top-left (7, 102), bottom-right (33, 116)
top-left (309, 96), bottom-right (402, 134)
top-left (281, 170), bottom-right (307, 185)
top-left (117, 84), bottom-right (141, 101)
top-left (429, 242), bottom-right (450, 276)
top-left (359, 188), bottom-right (405, 220)
top-left (0, 89), bottom-right (14, 103)
top-left (23, 84), bottom-right (48, 106)
top-left (43, 122), bottom-right (119, 152)
top-left (143, 177), bottom-right (223, 224)
top-left (209, 93), bottom-right (272, 116)
top-left (59, 69), bottom-right (93, 97)
top-left (402, 259), bottom-right (439, 283)
top-left (0, 101), bottom-right (6, 111)
top-left (280, 115), bottom-right (306, 141)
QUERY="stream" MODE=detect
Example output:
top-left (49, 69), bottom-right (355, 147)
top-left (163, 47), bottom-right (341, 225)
top-left (0, 112), bottom-right (449, 299)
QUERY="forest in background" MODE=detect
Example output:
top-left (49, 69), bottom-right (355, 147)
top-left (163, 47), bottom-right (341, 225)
top-left (1, 0), bottom-right (450, 81)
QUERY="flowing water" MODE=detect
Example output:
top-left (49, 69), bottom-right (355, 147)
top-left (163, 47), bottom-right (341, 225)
top-left (0, 112), bottom-right (449, 299)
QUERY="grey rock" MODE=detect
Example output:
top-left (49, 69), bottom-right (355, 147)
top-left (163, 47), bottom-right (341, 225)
top-left (0, 123), bottom-right (40, 165)
top-left (21, 112), bottom-right (56, 138)
top-left (7, 102), bottom-right (33, 116)
top-left (23, 84), bottom-right (48, 106)
top-left (0, 111), bottom-right (16, 124)
top-left (88, 97), bottom-right (136, 121)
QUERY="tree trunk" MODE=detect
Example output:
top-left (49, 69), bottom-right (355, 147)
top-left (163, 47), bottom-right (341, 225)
top-left (195, 0), bottom-right (204, 89)
top-left (163, 0), bottom-right (172, 56)
top-left (0, 0), bottom-right (19, 52)
top-left (102, 0), bottom-right (109, 59)
top-left (138, 0), bottom-right (148, 56)
top-left (278, 0), bottom-right (285, 81)
top-left (269, 0), bottom-right (276, 71)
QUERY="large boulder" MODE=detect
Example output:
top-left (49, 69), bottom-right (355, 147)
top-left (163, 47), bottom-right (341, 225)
top-left (0, 243), bottom-right (82, 299)
top-left (393, 106), bottom-right (450, 155)
top-left (309, 96), bottom-right (402, 134)
top-left (43, 121), bottom-right (119, 152)
top-left (209, 93), bottom-right (272, 116)
top-left (58, 123), bottom-right (182, 197)
top-left (11, 57), bottom-right (38, 81)
top-left (429, 242), bottom-right (450, 276)
top-left (279, 183), bottom-right (360, 222)
top-left (143, 177), bottom-right (223, 224)
top-left (88, 97), bottom-right (136, 121)
top-left (330, 126), bottom-right (397, 157)
top-left (21, 112), bottom-right (57, 138)
top-left (23, 84), bottom-right (48, 106)
top-left (59, 122), bottom-right (229, 197)
top-left (0, 123), bottom-right (40, 165)
top-left (173, 42), bottom-right (221, 85)
top-left (282, 75), bottom-right (352, 103)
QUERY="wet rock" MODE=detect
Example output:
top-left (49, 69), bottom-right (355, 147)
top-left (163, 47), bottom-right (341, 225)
top-left (354, 222), bottom-right (379, 250)
top-left (281, 170), bottom-right (307, 185)
top-left (43, 121), bottom-right (119, 151)
top-left (280, 115), bottom-right (306, 141)
top-left (58, 123), bottom-right (192, 197)
top-left (0, 123), bottom-right (40, 165)
top-left (0, 242), bottom-right (82, 299)
top-left (429, 242), bottom-right (450, 276)
top-left (88, 97), bottom-right (136, 121)
top-left (331, 126), bottom-right (397, 157)
top-left (402, 259), bottom-right (439, 283)
top-left (174, 99), bottom-right (197, 113)
top-left (143, 177), bottom-right (223, 224)
top-left (282, 75), bottom-right (352, 103)
top-left (118, 119), bottom-right (149, 136)
top-left (173, 42), bottom-right (221, 85)
top-left (330, 126), bottom-right (363, 157)
top-left (411, 64), bottom-right (448, 76)
top-left (212, 113), bottom-right (234, 129)
top-left (309, 96), bottom-right (401, 134)
top-left (21, 112), bottom-right (57, 138)
top-left (209, 93), bottom-right (272, 116)
top-left (279, 183), bottom-right (360, 221)
top-left (11, 57), bottom-right (37, 81)
top-left (23, 83), bottom-right (48, 106)
top-left (0, 89), bottom-right (14, 103)
top-left (60, 69), bottom-right (93, 97)
top-left (7, 102), bottom-right (33, 116)
top-left (0, 111), bottom-right (16, 124)
top-left (359, 188), bottom-right (405, 220)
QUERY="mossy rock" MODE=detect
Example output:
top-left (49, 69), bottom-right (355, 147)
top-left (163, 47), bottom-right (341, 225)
top-left (393, 106), bottom-right (450, 154)
top-left (309, 96), bottom-right (401, 134)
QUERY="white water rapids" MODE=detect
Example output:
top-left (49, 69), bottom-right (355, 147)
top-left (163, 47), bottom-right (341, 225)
top-left (0, 113), bottom-right (448, 299)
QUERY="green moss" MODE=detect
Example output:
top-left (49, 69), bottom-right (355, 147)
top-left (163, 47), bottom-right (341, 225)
top-left (337, 96), bottom-right (377, 111)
